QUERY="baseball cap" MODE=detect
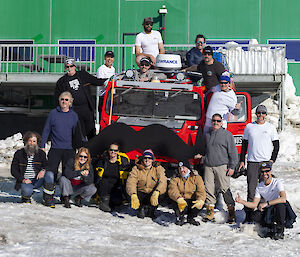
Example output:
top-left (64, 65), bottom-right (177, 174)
top-left (140, 57), bottom-right (151, 65)
top-left (260, 161), bottom-right (272, 172)
top-left (203, 46), bottom-right (213, 55)
top-left (219, 74), bottom-right (231, 83)
top-left (143, 17), bottom-right (153, 24)
top-left (105, 51), bottom-right (114, 57)
top-left (256, 105), bottom-right (267, 114)
top-left (65, 58), bottom-right (76, 67)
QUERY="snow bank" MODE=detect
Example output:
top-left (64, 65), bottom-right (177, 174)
top-left (0, 133), bottom-right (23, 168)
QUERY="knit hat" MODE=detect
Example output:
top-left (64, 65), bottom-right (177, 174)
top-left (178, 160), bottom-right (191, 170)
top-left (256, 105), bottom-right (267, 114)
top-left (142, 149), bottom-right (154, 159)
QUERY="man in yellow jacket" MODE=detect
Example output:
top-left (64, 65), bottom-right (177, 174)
top-left (168, 160), bottom-right (206, 226)
top-left (126, 149), bottom-right (167, 219)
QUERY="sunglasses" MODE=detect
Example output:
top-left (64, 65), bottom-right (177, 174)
top-left (140, 63), bottom-right (150, 67)
top-left (145, 22), bottom-right (153, 26)
top-left (109, 149), bottom-right (119, 152)
top-left (220, 82), bottom-right (229, 85)
top-left (79, 155), bottom-right (88, 159)
top-left (212, 119), bottom-right (222, 123)
top-left (60, 98), bottom-right (69, 102)
top-left (144, 157), bottom-right (153, 160)
top-left (196, 41), bottom-right (205, 44)
top-left (66, 65), bottom-right (75, 68)
top-left (257, 112), bottom-right (266, 115)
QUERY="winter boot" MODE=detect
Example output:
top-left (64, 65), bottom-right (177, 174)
top-left (21, 195), bottom-right (31, 204)
top-left (187, 216), bottom-right (200, 226)
top-left (203, 205), bottom-right (215, 222)
top-left (99, 196), bottom-right (111, 212)
top-left (242, 207), bottom-right (253, 224)
top-left (272, 225), bottom-right (284, 240)
top-left (175, 214), bottom-right (185, 226)
top-left (227, 205), bottom-right (236, 224)
top-left (42, 183), bottom-right (55, 208)
top-left (74, 195), bottom-right (83, 207)
top-left (63, 196), bottom-right (71, 208)
top-left (148, 205), bottom-right (157, 219)
top-left (137, 206), bottom-right (146, 219)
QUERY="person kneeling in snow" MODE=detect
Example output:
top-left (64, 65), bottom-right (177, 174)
top-left (126, 149), bottom-right (167, 219)
top-left (59, 147), bottom-right (97, 208)
top-left (11, 131), bottom-right (55, 207)
top-left (235, 162), bottom-right (297, 240)
top-left (168, 161), bottom-right (206, 226)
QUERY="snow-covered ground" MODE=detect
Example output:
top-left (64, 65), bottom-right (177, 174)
top-left (0, 75), bottom-right (300, 256)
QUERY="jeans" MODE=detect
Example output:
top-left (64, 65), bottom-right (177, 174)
top-left (21, 171), bottom-right (54, 197)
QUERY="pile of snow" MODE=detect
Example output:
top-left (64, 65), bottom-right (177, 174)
top-left (0, 133), bottom-right (23, 168)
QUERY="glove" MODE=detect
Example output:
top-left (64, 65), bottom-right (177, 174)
top-left (177, 198), bottom-right (187, 212)
top-left (131, 194), bottom-right (140, 210)
top-left (192, 199), bottom-right (205, 210)
top-left (150, 191), bottom-right (160, 206)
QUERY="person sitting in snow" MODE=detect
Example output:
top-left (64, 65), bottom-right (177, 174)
top-left (235, 162), bottom-right (297, 240)
top-left (94, 143), bottom-right (130, 212)
top-left (59, 147), bottom-right (97, 208)
top-left (11, 131), bottom-right (55, 207)
top-left (126, 149), bottom-right (167, 219)
top-left (168, 160), bottom-right (206, 226)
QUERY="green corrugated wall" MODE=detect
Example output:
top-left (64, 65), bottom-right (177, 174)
top-left (2, 0), bottom-right (300, 94)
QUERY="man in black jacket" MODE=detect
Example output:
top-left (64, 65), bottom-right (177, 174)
top-left (11, 131), bottom-right (55, 207)
top-left (55, 58), bottom-right (105, 140)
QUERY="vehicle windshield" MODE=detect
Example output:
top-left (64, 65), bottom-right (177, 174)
top-left (105, 87), bottom-right (202, 120)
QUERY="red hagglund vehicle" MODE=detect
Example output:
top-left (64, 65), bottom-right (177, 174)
top-left (98, 55), bottom-right (251, 167)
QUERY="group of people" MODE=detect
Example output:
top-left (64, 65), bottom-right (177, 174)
top-left (9, 16), bottom-right (296, 240)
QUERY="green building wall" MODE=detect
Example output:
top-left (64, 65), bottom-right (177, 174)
top-left (2, 0), bottom-right (300, 95)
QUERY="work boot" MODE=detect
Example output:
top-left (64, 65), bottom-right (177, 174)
top-left (99, 196), bottom-right (111, 212)
top-left (74, 195), bottom-right (83, 207)
top-left (63, 196), bottom-right (71, 208)
top-left (187, 216), bottom-right (200, 226)
top-left (226, 205), bottom-right (236, 224)
top-left (43, 183), bottom-right (55, 208)
top-left (272, 225), bottom-right (284, 240)
top-left (137, 206), bottom-right (146, 219)
top-left (203, 205), bottom-right (215, 222)
top-left (21, 196), bottom-right (31, 204)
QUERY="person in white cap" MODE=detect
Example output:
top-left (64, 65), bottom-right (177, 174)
top-left (238, 104), bottom-right (280, 223)
top-left (135, 17), bottom-right (165, 66)
top-left (126, 149), bottom-right (167, 219)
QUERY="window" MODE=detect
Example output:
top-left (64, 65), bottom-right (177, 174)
top-left (58, 40), bottom-right (95, 61)
top-left (0, 40), bottom-right (34, 62)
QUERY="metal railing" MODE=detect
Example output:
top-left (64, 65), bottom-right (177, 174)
top-left (0, 43), bottom-right (286, 75)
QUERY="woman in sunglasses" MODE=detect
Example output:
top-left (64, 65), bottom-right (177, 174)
top-left (94, 143), bottom-right (130, 212)
top-left (126, 149), bottom-right (167, 219)
top-left (59, 147), bottom-right (97, 208)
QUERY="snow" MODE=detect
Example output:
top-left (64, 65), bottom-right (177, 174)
top-left (0, 74), bottom-right (300, 256)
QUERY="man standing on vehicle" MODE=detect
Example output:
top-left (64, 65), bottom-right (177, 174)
top-left (184, 46), bottom-right (225, 92)
top-left (55, 58), bottom-right (105, 140)
top-left (239, 105), bottom-right (280, 223)
top-left (186, 34), bottom-right (206, 67)
top-left (202, 113), bottom-right (238, 223)
top-left (135, 17), bottom-right (165, 66)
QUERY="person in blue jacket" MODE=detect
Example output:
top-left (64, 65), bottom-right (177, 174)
top-left (186, 34), bottom-right (206, 67)
top-left (41, 91), bottom-right (82, 181)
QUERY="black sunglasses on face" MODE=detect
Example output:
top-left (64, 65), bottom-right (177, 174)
top-left (212, 119), bottom-right (222, 123)
top-left (257, 112), bottom-right (266, 115)
top-left (66, 65), bottom-right (75, 68)
top-left (144, 157), bottom-right (153, 160)
top-left (145, 22), bottom-right (153, 26)
top-left (220, 82), bottom-right (229, 85)
top-left (196, 41), bottom-right (205, 44)
top-left (79, 155), bottom-right (88, 159)
top-left (140, 63), bottom-right (150, 67)
top-left (60, 98), bottom-right (69, 101)
top-left (109, 149), bottom-right (119, 152)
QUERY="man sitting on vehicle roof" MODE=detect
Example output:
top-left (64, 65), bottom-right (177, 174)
top-left (133, 57), bottom-right (167, 82)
